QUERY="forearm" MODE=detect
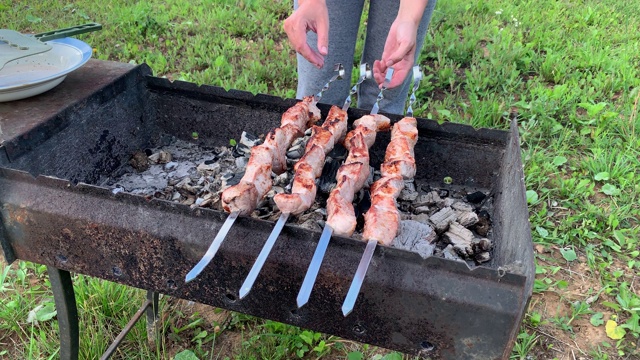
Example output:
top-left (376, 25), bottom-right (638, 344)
top-left (397, 0), bottom-right (429, 26)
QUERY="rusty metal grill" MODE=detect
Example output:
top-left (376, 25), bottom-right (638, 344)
top-left (0, 60), bottom-right (534, 359)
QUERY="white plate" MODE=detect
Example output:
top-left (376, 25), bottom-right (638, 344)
top-left (0, 37), bottom-right (92, 102)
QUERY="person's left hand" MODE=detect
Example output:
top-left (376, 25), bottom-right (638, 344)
top-left (373, 19), bottom-right (419, 88)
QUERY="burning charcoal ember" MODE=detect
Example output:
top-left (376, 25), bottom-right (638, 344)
top-left (391, 220), bottom-right (437, 259)
top-left (429, 206), bottom-right (457, 233)
top-left (475, 251), bottom-right (491, 263)
top-left (148, 151), bottom-right (172, 164)
top-left (475, 210), bottom-right (491, 236)
top-left (466, 190), bottom-right (487, 204)
top-left (443, 222), bottom-right (474, 257)
top-left (443, 197), bottom-right (455, 208)
top-left (129, 150), bottom-right (149, 172)
top-left (171, 192), bottom-right (181, 201)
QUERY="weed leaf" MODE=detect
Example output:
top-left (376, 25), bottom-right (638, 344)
top-left (552, 156), bottom-right (567, 166)
top-left (605, 320), bottom-right (626, 340)
top-left (173, 350), bottom-right (199, 360)
top-left (560, 247), bottom-right (577, 262)
top-left (27, 303), bottom-right (57, 324)
top-left (594, 172), bottom-right (610, 181)
top-left (347, 351), bottom-right (364, 360)
top-left (601, 183), bottom-right (620, 196)
top-left (591, 312), bottom-right (604, 326)
top-left (526, 190), bottom-right (538, 204)
top-left (536, 226), bottom-right (549, 238)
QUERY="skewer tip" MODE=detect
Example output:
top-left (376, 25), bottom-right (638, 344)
top-left (238, 286), bottom-right (250, 300)
top-left (341, 304), bottom-right (354, 317)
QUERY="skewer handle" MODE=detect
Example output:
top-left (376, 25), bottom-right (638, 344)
top-left (314, 64), bottom-right (345, 103)
top-left (185, 211), bottom-right (239, 283)
top-left (341, 239), bottom-right (377, 316)
top-left (342, 63), bottom-right (372, 111)
top-left (370, 68), bottom-right (394, 115)
top-left (406, 66), bottom-right (423, 118)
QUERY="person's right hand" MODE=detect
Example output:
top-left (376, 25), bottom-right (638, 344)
top-left (283, 0), bottom-right (329, 69)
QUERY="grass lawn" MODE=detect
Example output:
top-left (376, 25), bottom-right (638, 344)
top-left (1, 0), bottom-right (639, 359)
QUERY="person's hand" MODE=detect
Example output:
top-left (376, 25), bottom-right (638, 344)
top-left (283, 0), bottom-right (329, 69)
top-left (373, 19), bottom-right (419, 88)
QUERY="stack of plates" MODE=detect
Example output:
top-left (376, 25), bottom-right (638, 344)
top-left (0, 37), bottom-right (92, 102)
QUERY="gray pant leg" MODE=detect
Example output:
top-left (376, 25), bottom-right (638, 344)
top-left (359, 0), bottom-right (437, 115)
top-left (295, 0), bottom-right (365, 106)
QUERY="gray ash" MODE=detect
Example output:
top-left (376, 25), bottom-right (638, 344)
top-left (104, 133), bottom-right (494, 266)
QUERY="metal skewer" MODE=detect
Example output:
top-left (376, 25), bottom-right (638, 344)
top-left (185, 65), bottom-right (344, 284)
top-left (239, 64), bottom-right (367, 299)
top-left (341, 66), bottom-right (423, 316)
top-left (296, 67), bottom-right (394, 308)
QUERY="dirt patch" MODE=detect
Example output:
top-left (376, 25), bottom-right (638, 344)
top-left (527, 245), bottom-right (618, 359)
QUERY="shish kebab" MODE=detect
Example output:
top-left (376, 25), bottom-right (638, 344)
top-left (297, 67), bottom-right (395, 308)
top-left (184, 64), bottom-right (345, 283)
top-left (342, 66), bottom-right (423, 316)
top-left (239, 64), bottom-right (372, 299)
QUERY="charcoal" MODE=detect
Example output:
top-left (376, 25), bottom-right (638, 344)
top-left (475, 210), bottom-right (491, 236)
top-left (392, 220), bottom-right (437, 259)
top-left (451, 201), bottom-right (473, 212)
top-left (475, 252), bottom-right (491, 263)
top-left (286, 144), bottom-right (305, 159)
top-left (443, 222), bottom-right (474, 257)
top-left (164, 162), bottom-right (178, 171)
top-left (204, 158), bottom-right (217, 165)
top-left (443, 197), bottom-right (455, 208)
top-left (148, 150), bottom-right (172, 164)
top-left (221, 172), bottom-right (243, 187)
top-left (274, 172), bottom-right (289, 187)
top-left (318, 157), bottom-right (340, 193)
top-left (438, 189), bottom-right (449, 198)
top-left (299, 219), bottom-right (322, 232)
top-left (412, 191), bottom-right (442, 208)
top-left (466, 191), bottom-right (487, 204)
top-left (240, 131), bottom-right (261, 148)
top-left (413, 206), bottom-right (430, 215)
top-left (473, 238), bottom-right (492, 252)
top-left (456, 210), bottom-right (478, 227)
top-left (429, 206), bottom-right (457, 233)
top-left (129, 150), bottom-right (149, 172)
top-left (399, 183), bottom-right (419, 201)
top-left (411, 213), bottom-right (430, 224)
top-left (235, 157), bottom-right (248, 169)
top-left (171, 192), bottom-right (181, 201)
top-left (441, 245), bottom-right (464, 262)
top-left (232, 143), bottom-right (251, 157)
top-left (197, 162), bottom-right (220, 175)
top-left (327, 145), bottom-right (347, 160)
top-left (354, 190), bottom-right (371, 219)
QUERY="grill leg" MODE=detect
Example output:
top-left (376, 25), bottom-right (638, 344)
top-left (145, 291), bottom-right (159, 348)
top-left (48, 266), bottom-right (79, 360)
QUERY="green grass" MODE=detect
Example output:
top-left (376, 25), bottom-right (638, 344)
top-left (2, 0), bottom-right (640, 359)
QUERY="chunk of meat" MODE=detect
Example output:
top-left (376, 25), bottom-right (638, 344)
top-left (362, 117), bottom-right (418, 245)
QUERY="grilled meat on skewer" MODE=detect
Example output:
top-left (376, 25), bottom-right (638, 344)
top-left (326, 115), bottom-right (391, 237)
top-left (222, 96), bottom-right (321, 215)
top-left (274, 106), bottom-right (348, 215)
top-left (362, 117), bottom-right (418, 245)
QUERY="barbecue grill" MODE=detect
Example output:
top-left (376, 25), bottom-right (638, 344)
top-left (0, 60), bottom-right (534, 359)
